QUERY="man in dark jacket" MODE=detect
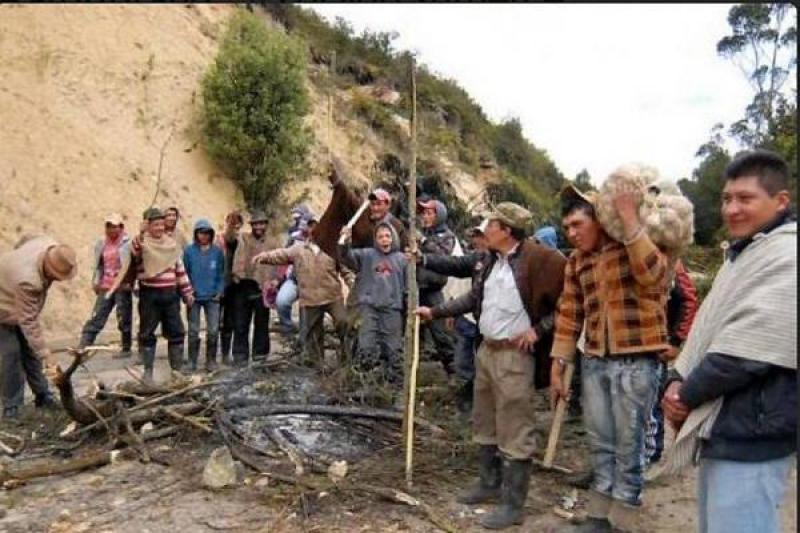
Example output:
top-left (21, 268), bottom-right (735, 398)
top-left (661, 150), bottom-right (796, 533)
top-left (418, 202), bottom-right (566, 530)
top-left (215, 210), bottom-right (243, 366)
top-left (416, 197), bottom-right (457, 375)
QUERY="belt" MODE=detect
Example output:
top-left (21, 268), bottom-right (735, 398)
top-left (481, 338), bottom-right (518, 351)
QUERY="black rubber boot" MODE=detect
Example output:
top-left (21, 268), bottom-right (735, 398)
top-left (479, 459), bottom-right (531, 530)
top-left (186, 338), bottom-right (200, 373)
top-left (457, 445), bottom-right (502, 504)
top-left (168, 343), bottom-right (184, 372)
top-left (455, 379), bottom-right (474, 414)
top-left (35, 393), bottom-right (58, 410)
top-left (142, 346), bottom-right (156, 384)
top-left (2, 406), bottom-right (19, 420)
top-left (205, 338), bottom-right (218, 372)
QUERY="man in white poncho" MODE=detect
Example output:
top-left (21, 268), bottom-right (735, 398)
top-left (659, 150), bottom-right (796, 533)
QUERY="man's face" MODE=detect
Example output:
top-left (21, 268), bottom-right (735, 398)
top-left (164, 210), bottom-right (178, 229)
top-left (226, 218), bottom-right (243, 235)
top-left (721, 176), bottom-right (790, 239)
top-left (375, 227), bottom-right (393, 252)
top-left (148, 219), bottom-right (166, 238)
top-left (471, 233), bottom-right (488, 252)
top-left (421, 207), bottom-right (437, 229)
top-left (562, 208), bottom-right (603, 253)
top-left (483, 219), bottom-right (509, 251)
top-left (105, 223), bottom-right (122, 240)
top-left (369, 199), bottom-right (390, 220)
top-left (251, 221), bottom-right (267, 237)
top-left (197, 231), bottom-right (212, 246)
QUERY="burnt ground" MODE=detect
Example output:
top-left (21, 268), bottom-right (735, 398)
top-left (0, 331), bottom-right (795, 533)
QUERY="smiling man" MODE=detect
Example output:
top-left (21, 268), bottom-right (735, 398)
top-left (659, 149), bottom-right (797, 533)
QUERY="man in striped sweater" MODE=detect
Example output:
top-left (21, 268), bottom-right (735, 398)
top-left (132, 208), bottom-right (194, 383)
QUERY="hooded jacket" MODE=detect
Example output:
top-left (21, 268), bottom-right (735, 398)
top-left (183, 219), bottom-right (225, 302)
top-left (338, 222), bottom-right (408, 310)
top-left (418, 200), bottom-right (456, 293)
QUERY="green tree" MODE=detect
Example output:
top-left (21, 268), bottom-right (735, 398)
top-left (717, 3), bottom-right (797, 147)
top-left (574, 169), bottom-right (595, 192)
top-left (201, 10), bottom-right (310, 209)
top-left (679, 125), bottom-right (732, 246)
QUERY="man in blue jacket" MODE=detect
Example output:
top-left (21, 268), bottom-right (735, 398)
top-left (183, 219), bottom-right (225, 372)
top-left (660, 150), bottom-right (796, 533)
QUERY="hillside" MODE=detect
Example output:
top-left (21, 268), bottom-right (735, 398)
top-left (0, 4), bottom-right (562, 340)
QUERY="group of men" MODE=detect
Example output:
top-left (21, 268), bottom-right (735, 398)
top-left (0, 149), bottom-right (794, 533)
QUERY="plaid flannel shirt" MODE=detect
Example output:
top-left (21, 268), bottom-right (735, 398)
top-left (551, 231), bottom-right (670, 362)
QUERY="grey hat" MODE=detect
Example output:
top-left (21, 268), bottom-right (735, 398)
top-left (249, 209), bottom-right (269, 224)
top-left (143, 207), bottom-right (165, 222)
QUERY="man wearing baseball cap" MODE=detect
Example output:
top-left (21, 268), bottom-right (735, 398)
top-left (230, 209), bottom-right (280, 364)
top-left (418, 201), bottom-right (566, 529)
top-left (77, 213), bottom-right (134, 358)
top-left (0, 235), bottom-right (78, 418)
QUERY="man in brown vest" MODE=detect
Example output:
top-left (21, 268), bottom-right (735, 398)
top-left (418, 202), bottom-right (566, 529)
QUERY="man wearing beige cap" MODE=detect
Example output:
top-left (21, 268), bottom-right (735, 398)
top-left (418, 202), bottom-right (566, 529)
top-left (0, 236), bottom-right (77, 418)
top-left (78, 214), bottom-right (133, 358)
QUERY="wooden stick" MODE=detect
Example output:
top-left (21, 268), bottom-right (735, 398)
top-left (337, 200), bottom-right (370, 245)
top-left (543, 362), bottom-right (575, 468)
top-left (401, 52), bottom-right (419, 445)
top-left (160, 406), bottom-right (213, 434)
top-left (404, 314), bottom-right (421, 488)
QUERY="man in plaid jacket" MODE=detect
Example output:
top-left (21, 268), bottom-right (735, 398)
top-left (550, 184), bottom-right (671, 533)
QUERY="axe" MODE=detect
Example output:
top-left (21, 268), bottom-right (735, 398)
top-left (541, 361), bottom-right (575, 471)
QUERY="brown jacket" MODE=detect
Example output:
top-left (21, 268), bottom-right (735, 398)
top-left (0, 235), bottom-right (59, 361)
top-left (232, 232), bottom-right (278, 287)
top-left (551, 231), bottom-right (670, 362)
top-left (432, 238), bottom-right (566, 388)
top-left (256, 243), bottom-right (343, 307)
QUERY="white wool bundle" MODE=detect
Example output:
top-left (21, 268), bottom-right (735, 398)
top-left (595, 163), bottom-right (694, 254)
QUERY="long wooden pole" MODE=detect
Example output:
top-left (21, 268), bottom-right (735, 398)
top-left (401, 53), bottom-right (419, 486)
top-left (327, 50), bottom-right (336, 163)
top-left (404, 315), bottom-right (421, 487)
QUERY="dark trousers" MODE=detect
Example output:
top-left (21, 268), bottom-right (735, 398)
top-left (219, 285), bottom-right (238, 358)
top-left (301, 300), bottom-right (346, 366)
top-left (0, 324), bottom-right (51, 409)
top-left (138, 287), bottom-right (185, 350)
top-left (79, 290), bottom-right (133, 350)
top-left (419, 290), bottom-right (455, 373)
top-left (356, 305), bottom-right (404, 383)
top-left (454, 315), bottom-right (479, 382)
top-left (232, 279), bottom-right (270, 362)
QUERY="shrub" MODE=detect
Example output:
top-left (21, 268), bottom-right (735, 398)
top-left (201, 9), bottom-right (310, 209)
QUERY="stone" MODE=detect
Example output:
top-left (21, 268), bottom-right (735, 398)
top-left (202, 446), bottom-right (238, 489)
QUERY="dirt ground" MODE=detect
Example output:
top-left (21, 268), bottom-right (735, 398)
top-left (0, 326), bottom-right (795, 533)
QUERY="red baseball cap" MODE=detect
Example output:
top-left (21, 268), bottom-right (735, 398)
top-left (368, 188), bottom-right (391, 203)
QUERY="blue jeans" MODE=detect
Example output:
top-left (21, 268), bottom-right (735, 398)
top-left (582, 355), bottom-right (659, 506)
top-left (643, 361), bottom-right (668, 466)
top-left (698, 456), bottom-right (794, 533)
top-left (454, 316), bottom-right (478, 382)
top-left (276, 278), bottom-right (298, 328)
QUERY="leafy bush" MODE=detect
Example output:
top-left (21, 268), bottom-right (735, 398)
top-left (201, 9), bottom-right (310, 209)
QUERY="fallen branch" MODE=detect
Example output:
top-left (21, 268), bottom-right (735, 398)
top-left (266, 427), bottom-right (306, 475)
top-left (225, 403), bottom-right (444, 436)
top-left (160, 406), bottom-right (213, 434)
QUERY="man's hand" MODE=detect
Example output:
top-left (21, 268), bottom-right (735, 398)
top-left (339, 226), bottom-right (352, 244)
top-left (252, 252), bottom-right (268, 265)
top-left (231, 274), bottom-right (241, 284)
top-left (512, 327), bottom-right (539, 352)
top-left (658, 345), bottom-right (680, 362)
top-left (92, 284), bottom-right (103, 296)
top-left (44, 360), bottom-right (62, 384)
top-left (404, 247), bottom-right (422, 264)
top-left (184, 294), bottom-right (195, 308)
top-left (416, 306), bottom-right (434, 322)
top-left (612, 184), bottom-right (643, 239)
top-left (549, 359), bottom-right (571, 410)
top-left (213, 293), bottom-right (223, 302)
top-left (662, 381), bottom-right (690, 430)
